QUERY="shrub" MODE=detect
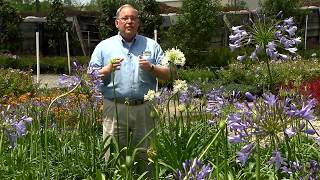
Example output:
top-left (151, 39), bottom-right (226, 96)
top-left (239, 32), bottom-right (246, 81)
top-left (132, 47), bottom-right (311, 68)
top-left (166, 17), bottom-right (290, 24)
top-left (0, 68), bottom-right (35, 102)
top-left (161, 0), bottom-right (222, 67)
top-left (138, 0), bottom-right (162, 38)
top-left (99, 0), bottom-right (161, 39)
top-left (212, 59), bottom-right (320, 94)
top-left (46, 0), bottom-right (70, 55)
top-left (99, 0), bottom-right (122, 39)
top-left (177, 67), bottom-right (218, 92)
top-left (259, 0), bottom-right (303, 19)
top-left (259, 0), bottom-right (308, 30)
top-left (0, 0), bottom-right (23, 52)
top-left (178, 67), bottom-right (216, 82)
top-left (0, 55), bottom-right (90, 74)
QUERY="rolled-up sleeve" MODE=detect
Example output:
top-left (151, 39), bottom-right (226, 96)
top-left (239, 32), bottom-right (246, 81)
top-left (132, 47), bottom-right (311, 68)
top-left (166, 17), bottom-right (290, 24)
top-left (154, 43), bottom-right (164, 65)
top-left (89, 43), bottom-right (104, 68)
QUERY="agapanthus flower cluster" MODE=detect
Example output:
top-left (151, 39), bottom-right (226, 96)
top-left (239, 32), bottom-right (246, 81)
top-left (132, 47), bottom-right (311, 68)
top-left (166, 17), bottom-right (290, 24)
top-left (278, 159), bottom-right (320, 179)
top-left (144, 89), bottom-right (160, 101)
top-left (173, 158), bottom-right (212, 180)
top-left (179, 84), bottom-right (202, 105)
top-left (227, 92), bottom-right (318, 165)
top-left (229, 15), bottom-right (301, 62)
top-left (161, 48), bottom-right (186, 66)
top-left (0, 104), bottom-right (32, 148)
top-left (58, 74), bottom-right (81, 88)
top-left (173, 80), bottom-right (188, 94)
top-left (206, 88), bottom-right (239, 125)
top-left (59, 61), bottom-right (103, 109)
top-left (206, 88), bottom-right (226, 119)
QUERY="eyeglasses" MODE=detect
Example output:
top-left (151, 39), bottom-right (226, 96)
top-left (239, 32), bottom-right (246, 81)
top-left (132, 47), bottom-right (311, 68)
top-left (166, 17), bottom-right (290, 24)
top-left (118, 16), bottom-right (138, 23)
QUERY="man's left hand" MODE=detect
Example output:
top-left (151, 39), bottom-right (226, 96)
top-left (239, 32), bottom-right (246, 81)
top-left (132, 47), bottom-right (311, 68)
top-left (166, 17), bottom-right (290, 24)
top-left (139, 57), bottom-right (153, 72)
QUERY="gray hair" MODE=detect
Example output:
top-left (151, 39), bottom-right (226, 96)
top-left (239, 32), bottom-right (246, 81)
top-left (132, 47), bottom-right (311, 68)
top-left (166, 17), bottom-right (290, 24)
top-left (115, 4), bottom-right (138, 18)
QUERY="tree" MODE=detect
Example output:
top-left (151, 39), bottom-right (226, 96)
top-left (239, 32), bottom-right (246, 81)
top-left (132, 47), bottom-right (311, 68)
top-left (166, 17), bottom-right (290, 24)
top-left (0, 0), bottom-right (22, 52)
top-left (259, 0), bottom-right (304, 19)
top-left (161, 0), bottom-right (222, 66)
top-left (138, 0), bottom-right (162, 39)
top-left (46, 0), bottom-right (70, 55)
top-left (99, 0), bottom-right (137, 39)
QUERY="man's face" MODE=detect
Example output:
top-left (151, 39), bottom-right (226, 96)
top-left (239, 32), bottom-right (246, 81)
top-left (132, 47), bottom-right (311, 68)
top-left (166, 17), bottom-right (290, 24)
top-left (115, 7), bottom-right (139, 41)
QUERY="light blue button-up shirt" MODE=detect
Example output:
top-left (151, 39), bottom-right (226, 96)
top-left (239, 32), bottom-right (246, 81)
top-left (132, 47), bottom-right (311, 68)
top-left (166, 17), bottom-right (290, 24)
top-left (89, 34), bottom-right (164, 100)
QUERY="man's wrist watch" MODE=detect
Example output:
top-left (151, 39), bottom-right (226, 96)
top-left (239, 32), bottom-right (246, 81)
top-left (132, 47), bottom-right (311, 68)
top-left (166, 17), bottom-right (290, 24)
top-left (150, 64), bottom-right (155, 72)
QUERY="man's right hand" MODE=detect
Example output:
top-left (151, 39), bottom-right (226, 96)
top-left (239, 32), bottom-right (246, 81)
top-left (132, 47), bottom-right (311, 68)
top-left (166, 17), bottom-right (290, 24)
top-left (99, 58), bottom-right (124, 75)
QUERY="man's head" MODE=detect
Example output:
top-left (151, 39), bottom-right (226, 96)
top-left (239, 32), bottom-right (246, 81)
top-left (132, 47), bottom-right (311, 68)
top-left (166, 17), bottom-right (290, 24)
top-left (115, 4), bottom-right (139, 42)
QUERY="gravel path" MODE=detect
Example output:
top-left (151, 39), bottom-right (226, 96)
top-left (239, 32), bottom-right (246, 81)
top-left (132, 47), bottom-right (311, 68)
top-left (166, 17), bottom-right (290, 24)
top-left (32, 74), bottom-right (60, 88)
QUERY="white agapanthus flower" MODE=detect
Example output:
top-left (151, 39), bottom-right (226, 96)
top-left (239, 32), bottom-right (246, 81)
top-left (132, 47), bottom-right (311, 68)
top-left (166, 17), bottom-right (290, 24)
top-left (144, 90), bottom-right (160, 101)
top-left (161, 48), bottom-right (186, 66)
top-left (177, 104), bottom-right (186, 112)
top-left (173, 79), bottom-right (188, 94)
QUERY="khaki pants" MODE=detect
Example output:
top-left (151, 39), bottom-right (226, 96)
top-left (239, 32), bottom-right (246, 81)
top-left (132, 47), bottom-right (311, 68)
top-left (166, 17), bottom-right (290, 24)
top-left (102, 99), bottom-right (154, 161)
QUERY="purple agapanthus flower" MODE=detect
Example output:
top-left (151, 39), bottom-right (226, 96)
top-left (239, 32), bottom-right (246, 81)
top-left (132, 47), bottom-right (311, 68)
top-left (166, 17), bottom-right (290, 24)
top-left (263, 93), bottom-right (278, 105)
top-left (229, 15), bottom-right (301, 62)
top-left (175, 158), bottom-right (212, 180)
top-left (1, 105), bottom-right (33, 148)
top-left (206, 88), bottom-right (227, 117)
top-left (228, 135), bottom-right (245, 144)
top-left (270, 150), bottom-right (283, 170)
top-left (245, 92), bottom-right (256, 101)
top-left (236, 151), bottom-right (250, 165)
top-left (284, 128), bottom-right (296, 138)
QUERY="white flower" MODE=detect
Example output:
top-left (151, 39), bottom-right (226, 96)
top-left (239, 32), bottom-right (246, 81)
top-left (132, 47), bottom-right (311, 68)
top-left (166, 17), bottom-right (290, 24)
top-left (144, 90), bottom-right (159, 101)
top-left (311, 53), bottom-right (317, 57)
top-left (161, 48), bottom-right (186, 66)
top-left (173, 79), bottom-right (188, 94)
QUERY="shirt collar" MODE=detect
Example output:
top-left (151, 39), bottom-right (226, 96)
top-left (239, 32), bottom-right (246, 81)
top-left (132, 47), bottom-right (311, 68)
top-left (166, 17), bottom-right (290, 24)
top-left (117, 32), bottom-right (138, 44)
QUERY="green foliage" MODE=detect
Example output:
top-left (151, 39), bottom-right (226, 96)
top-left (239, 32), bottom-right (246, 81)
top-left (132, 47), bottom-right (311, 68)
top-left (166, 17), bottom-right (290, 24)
top-left (0, 55), bottom-right (90, 73)
top-left (161, 0), bottom-right (222, 67)
top-left (178, 67), bottom-right (216, 83)
top-left (212, 59), bottom-right (320, 94)
top-left (99, 0), bottom-right (161, 39)
top-left (0, 64), bottom-right (320, 179)
top-left (260, 0), bottom-right (303, 17)
top-left (0, 68), bottom-right (35, 99)
top-left (99, 0), bottom-right (138, 39)
top-left (259, 0), bottom-right (307, 25)
top-left (177, 67), bottom-right (217, 92)
top-left (46, 0), bottom-right (70, 55)
top-left (0, 0), bottom-right (23, 52)
top-left (138, 0), bottom-right (162, 38)
top-left (223, 0), bottom-right (248, 11)
top-left (99, 0), bottom-right (123, 39)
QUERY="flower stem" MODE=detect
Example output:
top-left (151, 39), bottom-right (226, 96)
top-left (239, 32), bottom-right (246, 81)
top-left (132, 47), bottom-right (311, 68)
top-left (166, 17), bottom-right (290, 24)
top-left (112, 71), bottom-right (120, 145)
top-left (265, 59), bottom-right (273, 89)
top-left (126, 102), bottom-right (129, 149)
top-left (199, 129), bottom-right (222, 160)
top-left (0, 130), bottom-right (3, 155)
top-left (224, 125), bottom-right (229, 179)
top-left (255, 138), bottom-right (261, 180)
top-left (45, 81), bottom-right (81, 177)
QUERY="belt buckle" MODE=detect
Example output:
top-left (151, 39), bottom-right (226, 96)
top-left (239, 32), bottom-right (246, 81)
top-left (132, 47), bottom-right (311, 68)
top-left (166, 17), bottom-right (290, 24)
top-left (129, 99), bottom-right (143, 106)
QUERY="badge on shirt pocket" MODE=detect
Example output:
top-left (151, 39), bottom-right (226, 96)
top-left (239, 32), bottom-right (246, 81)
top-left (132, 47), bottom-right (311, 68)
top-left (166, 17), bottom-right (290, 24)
top-left (142, 51), bottom-right (152, 61)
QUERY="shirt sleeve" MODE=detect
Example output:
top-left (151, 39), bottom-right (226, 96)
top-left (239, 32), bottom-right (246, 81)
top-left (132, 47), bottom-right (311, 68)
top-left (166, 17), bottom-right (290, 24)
top-left (88, 43), bottom-right (104, 69)
top-left (154, 43), bottom-right (164, 65)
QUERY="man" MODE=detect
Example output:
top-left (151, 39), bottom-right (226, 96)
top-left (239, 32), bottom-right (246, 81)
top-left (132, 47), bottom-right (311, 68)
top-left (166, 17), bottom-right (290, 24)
top-left (88, 3), bottom-right (171, 169)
